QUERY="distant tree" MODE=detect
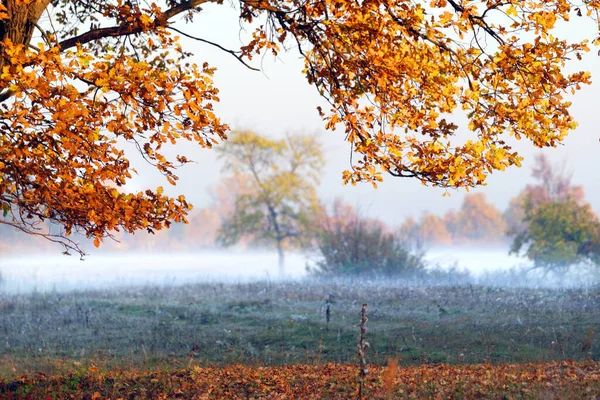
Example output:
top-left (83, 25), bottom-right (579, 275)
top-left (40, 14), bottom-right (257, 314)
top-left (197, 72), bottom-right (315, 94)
top-left (503, 191), bottom-right (532, 235)
top-left (530, 154), bottom-right (585, 202)
top-left (210, 175), bottom-right (255, 219)
top-left (442, 210), bottom-right (460, 241)
top-left (509, 199), bottom-right (600, 274)
top-left (398, 217), bottom-right (419, 242)
top-left (179, 208), bottom-right (222, 249)
top-left (176, 175), bottom-right (255, 250)
top-left (401, 194), bottom-right (505, 246)
top-left (312, 200), bottom-right (426, 277)
top-left (504, 154), bottom-right (585, 233)
top-left (215, 131), bottom-right (324, 275)
top-left (506, 155), bottom-right (599, 274)
top-left (452, 193), bottom-right (505, 243)
top-left (417, 214), bottom-right (452, 245)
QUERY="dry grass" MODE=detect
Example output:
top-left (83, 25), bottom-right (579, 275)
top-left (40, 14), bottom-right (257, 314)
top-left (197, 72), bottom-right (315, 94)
top-left (0, 280), bottom-right (598, 380)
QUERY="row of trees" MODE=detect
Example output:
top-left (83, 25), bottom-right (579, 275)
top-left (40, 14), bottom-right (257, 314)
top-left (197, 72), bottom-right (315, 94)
top-left (214, 135), bottom-right (600, 276)
top-left (400, 193), bottom-right (506, 245)
top-left (2, 130), bottom-right (599, 277)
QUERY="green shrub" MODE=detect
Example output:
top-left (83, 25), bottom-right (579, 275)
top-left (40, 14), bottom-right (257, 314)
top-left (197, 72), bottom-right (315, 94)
top-left (310, 205), bottom-right (426, 277)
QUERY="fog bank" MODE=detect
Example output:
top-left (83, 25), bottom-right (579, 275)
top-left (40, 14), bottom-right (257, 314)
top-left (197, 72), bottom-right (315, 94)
top-left (424, 246), bottom-right (532, 272)
top-left (0, 247), bottom-right (539, 294)
top-left (0, 251), bottom-right (310, 294)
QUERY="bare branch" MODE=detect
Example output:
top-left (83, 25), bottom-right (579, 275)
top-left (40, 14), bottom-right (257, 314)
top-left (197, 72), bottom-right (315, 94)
top-left (0, 220), bottom-right (86, 258)
top-left (167, 26), bottom-right (260, 71)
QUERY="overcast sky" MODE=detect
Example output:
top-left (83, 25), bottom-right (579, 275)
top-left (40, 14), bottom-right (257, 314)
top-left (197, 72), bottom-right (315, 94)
top-left (126, 4), bottom-right (600, 225)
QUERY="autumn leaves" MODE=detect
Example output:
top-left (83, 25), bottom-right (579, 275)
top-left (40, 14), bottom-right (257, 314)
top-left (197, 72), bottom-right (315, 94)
top-left (245, 0), bottom-right (594, 187)
top-left (0, 3), bottom-right (226, 255)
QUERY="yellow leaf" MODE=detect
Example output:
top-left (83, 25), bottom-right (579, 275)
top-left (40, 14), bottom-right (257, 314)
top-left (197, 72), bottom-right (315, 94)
top-left (140, 14), bottom-right (152, 26)
top-left (506, 5), bottom-right (517, 17)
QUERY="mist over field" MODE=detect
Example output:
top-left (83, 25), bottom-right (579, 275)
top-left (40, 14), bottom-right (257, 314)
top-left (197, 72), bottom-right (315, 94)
top-left (0, 246), bottom-right (551, 294)
top-left (0, 251), bottom-right (308, 294)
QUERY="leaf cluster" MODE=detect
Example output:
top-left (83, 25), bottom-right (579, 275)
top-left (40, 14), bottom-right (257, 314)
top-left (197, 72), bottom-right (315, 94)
top-left (242, 0), bottom-right (598, 187)
top-left (0, 1), bottom-right (226, 255)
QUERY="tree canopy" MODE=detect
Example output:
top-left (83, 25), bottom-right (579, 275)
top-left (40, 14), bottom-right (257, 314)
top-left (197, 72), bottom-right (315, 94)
top-left (1, 0), bottom-right (599, 253)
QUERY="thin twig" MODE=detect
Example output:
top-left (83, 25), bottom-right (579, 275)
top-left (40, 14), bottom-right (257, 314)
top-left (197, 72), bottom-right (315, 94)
top-left (357, 303), bottom-right (369, 400)
top-left (167, 26), bottom-right (259, 71)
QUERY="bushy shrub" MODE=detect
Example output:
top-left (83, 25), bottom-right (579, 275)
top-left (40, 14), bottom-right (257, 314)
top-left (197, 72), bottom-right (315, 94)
top-left (310, 201), bottom-right (427, 277)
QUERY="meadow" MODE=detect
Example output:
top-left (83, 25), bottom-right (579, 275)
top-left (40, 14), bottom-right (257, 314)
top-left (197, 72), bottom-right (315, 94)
top-left (0, 279), bottom-right (598, 378)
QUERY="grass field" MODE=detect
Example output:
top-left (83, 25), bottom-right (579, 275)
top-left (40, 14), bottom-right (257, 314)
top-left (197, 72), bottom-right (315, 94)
top-left (0, 279), bottom-right (598, 381)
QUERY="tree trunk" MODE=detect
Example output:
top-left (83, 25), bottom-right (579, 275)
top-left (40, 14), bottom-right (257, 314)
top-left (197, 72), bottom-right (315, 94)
top-left (0, 0), bottom-right (52, 70)
top-left (277, 239), bottom-right (285, 277)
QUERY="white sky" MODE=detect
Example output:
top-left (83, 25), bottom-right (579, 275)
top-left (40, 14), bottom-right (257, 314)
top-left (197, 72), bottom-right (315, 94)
top-left (126, 4), bottom-right (600, 225)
